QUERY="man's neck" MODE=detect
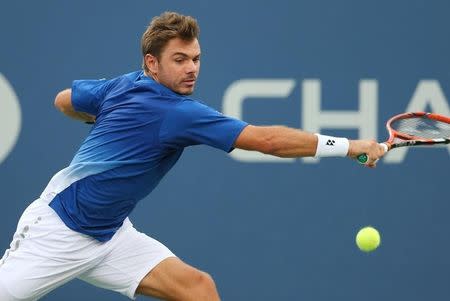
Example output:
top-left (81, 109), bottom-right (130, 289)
top-left (144, 71), bottom-right (159, 83)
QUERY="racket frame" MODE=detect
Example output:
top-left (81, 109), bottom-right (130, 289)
top-left (385, 112), bottom-right (450, 150)
top-left (357, 112), bottom-right (450, 163)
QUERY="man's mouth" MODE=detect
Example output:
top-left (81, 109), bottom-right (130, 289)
top-left (182, 79), bottom-right (196, 86)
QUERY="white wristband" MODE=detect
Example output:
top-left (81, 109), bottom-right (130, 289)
top-left (314, 134), bottom-right (349, 157)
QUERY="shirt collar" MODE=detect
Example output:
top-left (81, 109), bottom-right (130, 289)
top-left (137, 71), bottom-right (182, 98)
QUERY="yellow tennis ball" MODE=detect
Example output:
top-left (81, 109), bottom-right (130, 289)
top-left (356, 226), bottom-right (380, 252)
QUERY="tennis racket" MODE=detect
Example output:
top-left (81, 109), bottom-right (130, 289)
top-left (357, 112), bottom-right (450, 164)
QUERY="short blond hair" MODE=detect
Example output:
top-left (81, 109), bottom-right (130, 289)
top-left (141, 12), bottom-right (200, 72)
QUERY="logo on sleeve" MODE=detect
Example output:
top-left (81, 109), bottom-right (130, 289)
top-left (326, 139), bottom-right (335, 146)
top-left (0, 73), bottom-right (22, 165)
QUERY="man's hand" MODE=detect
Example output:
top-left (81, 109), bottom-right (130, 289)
top-left (348, 140), bottom-right (386, 167)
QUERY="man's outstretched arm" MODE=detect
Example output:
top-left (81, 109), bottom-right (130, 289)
top-left (234, 125), bottom-right (385, 167)
top-left (54, 89), bottom-right (95, 123)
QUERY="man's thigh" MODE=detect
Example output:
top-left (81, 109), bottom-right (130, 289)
top-left (136, 257), bottom-right (221, 301)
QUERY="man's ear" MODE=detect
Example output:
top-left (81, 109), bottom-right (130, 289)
top-left (144, 54), bottom-right (159, 74)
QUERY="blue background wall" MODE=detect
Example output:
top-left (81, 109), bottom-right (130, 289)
top-left (1, 0), bottom-right (449, 300)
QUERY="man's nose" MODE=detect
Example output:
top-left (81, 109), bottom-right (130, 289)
top-left (186, 60), bottom-right (198, 73)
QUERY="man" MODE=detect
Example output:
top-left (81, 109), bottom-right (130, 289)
top-left (0, 12), bottom-right (385, 301)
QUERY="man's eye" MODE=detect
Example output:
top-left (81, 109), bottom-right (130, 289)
top-left (175, 58), bottom-right (184, 63)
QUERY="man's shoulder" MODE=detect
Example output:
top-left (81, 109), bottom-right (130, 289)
top-left (171, 97), bottom-right (223, 117)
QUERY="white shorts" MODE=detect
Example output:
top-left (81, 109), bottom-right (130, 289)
top-left (0, 199), bottom-right (175, 301)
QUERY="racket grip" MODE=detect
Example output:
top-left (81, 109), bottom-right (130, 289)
top-left (357, 143), bottom-right (389, 164)
top-left (357, 154), bottom-right (369, 164)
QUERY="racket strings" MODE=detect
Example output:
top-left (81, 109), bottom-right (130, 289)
top-left (390, 117), bottom-right (450, 139)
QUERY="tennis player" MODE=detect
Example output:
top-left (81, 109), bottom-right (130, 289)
top-left (0, 12), bottom-right (385, 301)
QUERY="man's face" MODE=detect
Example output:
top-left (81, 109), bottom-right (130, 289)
top-left (147, 38), bottom-right (201, 95)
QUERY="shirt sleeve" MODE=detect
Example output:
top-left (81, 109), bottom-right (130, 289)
top-left (71, 78), bottom-right (112, 116)
top-left (159, 100), bottom-right (248, 152)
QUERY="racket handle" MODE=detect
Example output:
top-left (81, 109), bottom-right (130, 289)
top-left (357, 143), bottom-right (389, 164)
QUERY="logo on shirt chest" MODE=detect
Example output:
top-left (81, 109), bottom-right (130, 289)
top-left (0, 73), bottom-right (21, 165)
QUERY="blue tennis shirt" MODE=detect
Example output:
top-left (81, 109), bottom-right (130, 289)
top-left (41, 71), bottom-right (248, 241)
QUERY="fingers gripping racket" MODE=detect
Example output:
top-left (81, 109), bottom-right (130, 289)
top-left (357, 112), bottom-right (450, 164)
